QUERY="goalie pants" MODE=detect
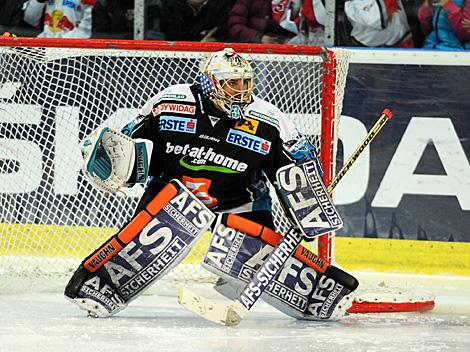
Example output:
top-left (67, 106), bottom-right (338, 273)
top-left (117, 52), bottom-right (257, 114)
top-left (135, 179), bottom-right (276, 230)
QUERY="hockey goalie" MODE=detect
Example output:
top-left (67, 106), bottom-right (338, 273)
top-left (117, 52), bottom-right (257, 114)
top-left (64, 48), bottom-right (358, 322)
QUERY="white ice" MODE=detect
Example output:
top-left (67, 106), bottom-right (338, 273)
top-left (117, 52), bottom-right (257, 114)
top-left (1, 272), bottom-right (469, 352)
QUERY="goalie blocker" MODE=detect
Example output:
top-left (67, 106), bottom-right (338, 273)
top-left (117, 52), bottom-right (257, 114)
top-left (64, 180), bottom-right (215, 317)
top-left (275, 160), bottom-right (343, 241)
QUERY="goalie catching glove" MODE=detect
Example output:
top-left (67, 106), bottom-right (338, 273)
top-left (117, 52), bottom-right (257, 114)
top-left (81, 127), bottom-right (153, 193)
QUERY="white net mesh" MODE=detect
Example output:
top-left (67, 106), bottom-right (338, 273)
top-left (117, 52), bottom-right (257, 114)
top-left (0, 42), bottom-right (350, 293)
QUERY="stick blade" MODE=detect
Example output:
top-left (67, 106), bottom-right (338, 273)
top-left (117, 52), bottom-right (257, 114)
top-left (178, 287), bottom-right (247, 326)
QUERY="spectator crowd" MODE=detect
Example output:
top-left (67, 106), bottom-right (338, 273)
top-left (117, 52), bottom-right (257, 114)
top-left (1, 0), bottom-right (469, 50)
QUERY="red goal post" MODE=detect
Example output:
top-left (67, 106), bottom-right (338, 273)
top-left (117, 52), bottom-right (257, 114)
top-left (0, 38), bottom-right (349, 293)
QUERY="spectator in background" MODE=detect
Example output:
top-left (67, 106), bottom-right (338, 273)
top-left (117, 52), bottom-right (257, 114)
top-left (92, 0), bottom-right (134, 39)
top-left (344, 0), bottom-right (415, 47)
top-left (229, 0), bottom-right (293, 43)
top-left (92, 0), bottom-right (163, 40)
top-left (23, 0), bottom-right (96, 38)
top-left (418, 0), bottom-right (470, 49)
top-left (272, 0), bottom-right (327, 45)
top-left (158, 0), bottom-right (233, 42)
top-left (462, 20), bottom-right (470, 32)
top-left (401, 0), bottom-right (427, 48)
top-left (0, 0), bottom-right (24, 34)
top-left (464, 17), bottom-right (470, 30)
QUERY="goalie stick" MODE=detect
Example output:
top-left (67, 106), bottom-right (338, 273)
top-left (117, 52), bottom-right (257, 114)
top-left (178, 109), bottom-right (393, 326)
top-left (327, 109), bottom-right (393, 192)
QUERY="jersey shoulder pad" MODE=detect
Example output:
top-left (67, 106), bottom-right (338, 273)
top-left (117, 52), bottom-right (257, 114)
top-left (244, 95), bottom-right (298, 141)
top-left (140, 84), bottom-right (196, 116)
top-left (244, 95), bottom-right (283, 130)
top-left (156, 84), bottom-right (196, 103)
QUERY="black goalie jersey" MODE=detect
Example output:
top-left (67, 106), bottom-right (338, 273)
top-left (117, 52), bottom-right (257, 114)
top-left (123, 83), bottom-right (298, 212)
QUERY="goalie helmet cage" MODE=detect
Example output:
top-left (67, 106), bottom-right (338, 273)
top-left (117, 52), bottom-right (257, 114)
top-left (0, 38), bottom-right (433, 314)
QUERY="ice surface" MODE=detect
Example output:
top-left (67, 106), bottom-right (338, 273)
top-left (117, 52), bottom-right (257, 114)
top-left (1, 272), bottom-right (469, 352)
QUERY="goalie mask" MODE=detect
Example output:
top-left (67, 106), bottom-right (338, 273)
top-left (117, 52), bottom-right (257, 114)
top-left (199, 48), bottom-right (254, 120)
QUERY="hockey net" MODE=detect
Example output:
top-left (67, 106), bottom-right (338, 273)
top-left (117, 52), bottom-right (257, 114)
top-left (0, 39), bottom-right (433, 313)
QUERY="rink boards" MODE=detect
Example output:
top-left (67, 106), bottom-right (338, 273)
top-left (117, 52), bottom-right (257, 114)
top-left (2, 223), bottom-right (469, 276)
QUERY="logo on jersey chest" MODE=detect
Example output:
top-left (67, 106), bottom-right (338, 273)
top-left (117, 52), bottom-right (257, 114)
top-left (165, 142), bottom-right (248, 173)
top-left (247, 110), bottom-right (279, 128)
top-left (208, 115), bottom-right (221, 127)
top-left (226, 129), bottom-right (271, 155)
top-left (160, 116), bottom-right (197, 134)
top-left (152, 103), bottom-right (195, 116)
top-left (234, 117), bottom-right (259, 134)
top-left (161, 93), bottom-right (187, 100)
